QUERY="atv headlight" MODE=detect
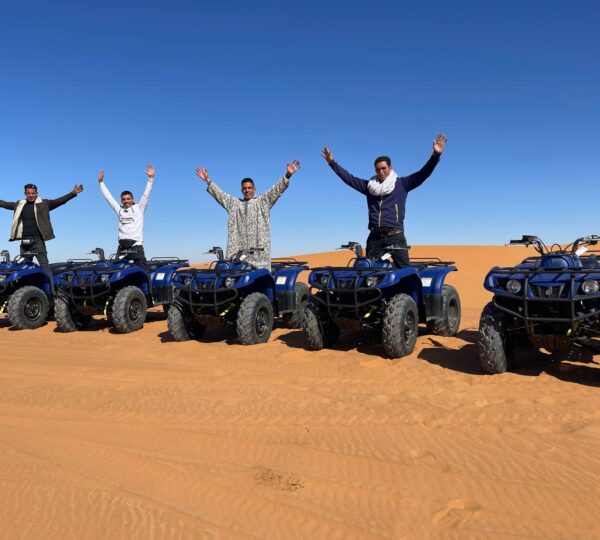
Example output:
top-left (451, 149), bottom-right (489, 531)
top-left (581, 280), bottom-right (600, 295)
top-left (223, 276), bottom-right (236, 288)
top-left (99, 273), bottom-right (111, 283)
top-left (0, 274), bottom-right (6, 283)
top-left (506, 279), bottom-right (522, 294)
top-left (319, 275), bottom-right (329, 287)
top-left (365, 275), bottom-right (380, 287)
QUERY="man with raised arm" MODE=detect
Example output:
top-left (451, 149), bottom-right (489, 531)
top-left (0, 182), bottom-right (84, 272)
top-left (195, 161), bottom-right (301, 270)
top-left (321, 134), bottom-right (447, 267)
top-left (98, 165), bottom-right (154, 270)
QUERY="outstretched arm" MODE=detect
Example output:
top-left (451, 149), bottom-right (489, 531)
top-left (0, 199), bottom-right (17, 210)
top-left (196, 166), bottom-right (236, 210)
top-left (322, 146), bottom-right (368, 195)
top-left (98, 171), bottom-right (121, 213)
top-left (47, 184), bottom-right (84, 210)
top-left (401, 133), bottom-right (446, 192)
top-left (260, 160), bottom-right (300, 208)
top-left (138, 164), bottom-right (155, 212)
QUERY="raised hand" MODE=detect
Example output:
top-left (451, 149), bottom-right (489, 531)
top-left (433, 133), bottom-right (447, 154)
top-left (72, 184), bottom-right (84, 194)
top-left (321, 146), bottom-right (334, 163)
top-left (195, 166), bottom-right (210, 184)
top-left (145, 164), bottom-right (155, 178)
top-left (97, 170), bottom-right (105, 184)
top-left (286, 159), bottom-right (301, 178)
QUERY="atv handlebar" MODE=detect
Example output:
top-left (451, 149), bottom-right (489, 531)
top-left (339, 242), bottom-right (364, 258)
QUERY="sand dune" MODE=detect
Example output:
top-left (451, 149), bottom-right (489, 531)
top-left (1, 245), bottom-right (599, 539)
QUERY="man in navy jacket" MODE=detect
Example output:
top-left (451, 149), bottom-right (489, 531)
top-left (321, 134), bottom-right (447, 267)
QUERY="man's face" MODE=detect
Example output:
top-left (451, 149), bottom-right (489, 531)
top-left (121, 194), bottom-right (134, 208)
top-left (374, 160), bottom-right (391, 181)
top-left (24, 188), bottom-right (38, 202)
top-left (241, 182), bottom-right (256, 201)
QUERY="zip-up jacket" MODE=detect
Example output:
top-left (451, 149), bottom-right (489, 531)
top-left (0, 192), bottom-right (77, 241)
top-left (329, 153), bottom-right (441, 230)
top-left (99, 179), bottom-right (153, 245)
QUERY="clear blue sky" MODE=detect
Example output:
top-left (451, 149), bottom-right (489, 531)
top-left (0, 0), bottom-right (598, 262)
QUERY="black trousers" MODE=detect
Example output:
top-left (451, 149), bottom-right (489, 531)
top-left (20, 237), bottom-right (50, 273)
top-left (366, 230), bottom-right (410, 268)
top-left (117, 241), bottom-right (148, 271)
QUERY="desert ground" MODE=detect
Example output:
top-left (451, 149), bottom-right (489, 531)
top-left (1, 245), bottom-right (599, 539)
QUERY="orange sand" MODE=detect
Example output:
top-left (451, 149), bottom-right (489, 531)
top-left (1, 245), bottom-right (599, 539)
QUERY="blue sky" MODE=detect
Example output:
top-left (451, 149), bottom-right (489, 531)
top-left (0, 0), bottom-right (598, 262)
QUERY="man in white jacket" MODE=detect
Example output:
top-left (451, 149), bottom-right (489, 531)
top-left (98, 165), bottom-right (154, 270)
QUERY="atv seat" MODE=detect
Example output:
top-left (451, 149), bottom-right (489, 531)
top-left (147, 261), bottom-right (166, 273)
top-left (580, 255), bottom-right (598, 269)
top-left (49, 262), bottom-right (76, 276)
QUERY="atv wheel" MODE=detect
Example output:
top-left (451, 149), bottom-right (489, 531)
top-left (167, 304), bottom-right (206, 342)
top-left (236, 292), bottom-right (273, 345)
top-left (282, 282), bottom-right (310, 329)
top-left (112, 286), bottom-right (147, 333)
top-left (301, 300), bottom-right (340, 350)
top-left (478, 302), bottom-right (512, 374)
top-left (382, 293), bottom-right (419, 358)
top-left (427, 284), bottom-right (461, 336)
top-left (7, 286), bottom-right (49, 330)
top-left (54, 297), bottom-right (92, 332)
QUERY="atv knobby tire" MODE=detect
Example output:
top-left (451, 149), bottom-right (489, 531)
top-left (427, 284), bottom-right (461, 337)
top-left (7, 286), bottom-right (49, 330)
top-left (167, 304), bottom-right (206, 342)
top-left (236, 292), bottom-right (273, 345)
top-left (282, 282), bottom-right (310, 329)
top-left (478, 302), bottom-right (511, 374)
top-left (301, 300), bottom-right (340, 350)
top-left (55, 296), bottom-right (92, 332)
top-left (382, 293), bottom-right (419, 358)
top-left (112, 286), bottom-right (147, 333)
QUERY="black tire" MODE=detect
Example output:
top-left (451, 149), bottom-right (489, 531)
top-left (111, 286), bottom-right (147, 334)
top-left (382, 293), bottom-right (419, 358)
top-left (7, 286), bottom-right (49, 330)
top-left (167, 304), bottom-right (206, 342)
top-left (427, 284), bottom-right (461, 336)
top-left (301, 300), bottom-right (340, 350)
top-left (282, 282), bottom-right (310, 329)
top-left (54, 296), bottom-right (92, 332)
top-left (478, 302), bottom-right (511, 374)
top-left (236, 292), bottom-right (274, 345)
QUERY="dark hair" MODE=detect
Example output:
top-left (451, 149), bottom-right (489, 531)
top-left (241, 178), bottom-right (255, 187)
top-left (374, 156), bottom-right (391, 167)
top-left (24, 183), bottom-right (38, 191)
top-left (120, 190), bottom-right (133, 198)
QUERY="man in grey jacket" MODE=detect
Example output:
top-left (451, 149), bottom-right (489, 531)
top-left (195, 161), bottom-right (301, 269)
top-left (0, 182), bottom-right (84, 271)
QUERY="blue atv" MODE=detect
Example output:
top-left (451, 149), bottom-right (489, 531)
top-left (54, 248), bottom-right (189, 333)
top-left (479, 235), bottom-right (600, 373)
top-left (168, 247), bottom-right (309, 344)
top-left (302, 242), bottom-right (461, 358)
top-left (0, 249), bottom-right (84, 329)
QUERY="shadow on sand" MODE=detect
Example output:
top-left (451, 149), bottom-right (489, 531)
top-left (418, 329), bottom-right (600, 387)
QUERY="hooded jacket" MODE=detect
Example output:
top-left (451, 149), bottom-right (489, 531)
top-left (0, 191), bottom-right (77, 241)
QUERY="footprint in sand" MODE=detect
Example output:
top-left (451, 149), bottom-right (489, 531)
top-left (256, 469), bottom-right (304, 492)
top-left (432, 498), bottom-right (480, 528)
top-left (409, 448), bottom-right (450, 473)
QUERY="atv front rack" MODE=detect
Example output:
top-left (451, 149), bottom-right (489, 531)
top-left (173, 268), bottom-right (240, 314)
top-left (491, 266), bottom-right (600, 332)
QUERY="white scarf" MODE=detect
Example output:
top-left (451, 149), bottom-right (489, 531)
top-left (367, 170), bottom-right (397, 196)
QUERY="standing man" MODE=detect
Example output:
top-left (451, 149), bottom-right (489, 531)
top-left (195, 161), bottom-right (301, 270)
top-left (98, 165), bottom-right (154, 270)
top-left (0, 182), bottom-right (84, 272)
top-left (321, 134), bottom-right (447, 267)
